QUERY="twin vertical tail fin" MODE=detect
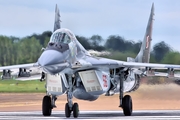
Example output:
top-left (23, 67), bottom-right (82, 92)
top-left (53, 4), bottom-right (61, 32)
top-left (134, 3), bottom-right (154, 63)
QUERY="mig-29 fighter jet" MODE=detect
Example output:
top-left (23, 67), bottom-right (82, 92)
top-left (1, 3), bottom-right (180, 118)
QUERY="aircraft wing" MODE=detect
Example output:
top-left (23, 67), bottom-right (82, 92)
top-left (81, 56), bottom-right (180, 69)
top-left (0, 63), bottom-right (41, 80)
top-left (78, 56), bottom-right (124, 69)
top-left (0, 63), bottom-right (36, 71)
top-left (78, 56), bottom-right (180, 77)
top-left (15, 74), bottom-right (41, 81)
top-left (122, 62), bottom-right (180, 70)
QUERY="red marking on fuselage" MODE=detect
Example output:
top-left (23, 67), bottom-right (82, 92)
top-left (87, 80), bottom-right (95, 83)
top-left (49, 80), bottom-right (58, 83)
top-left (102, 75), bottom-right (107, 87)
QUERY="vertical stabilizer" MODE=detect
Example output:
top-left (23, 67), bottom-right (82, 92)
top-left (53, 4), bottom-right (61, 32)
top-left (135, 3), bottom-right (154, 63)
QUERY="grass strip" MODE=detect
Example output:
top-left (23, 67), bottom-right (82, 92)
top-left (0, 79), bottom-right (46, 93)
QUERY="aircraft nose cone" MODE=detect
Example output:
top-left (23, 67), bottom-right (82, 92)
top-left (38, 50), bottom-right (64, 66)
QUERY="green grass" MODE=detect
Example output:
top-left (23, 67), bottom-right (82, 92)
top-left (0, 79), bottom-right (46, 93)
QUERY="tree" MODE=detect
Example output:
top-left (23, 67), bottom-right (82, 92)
top-left (0, 31), bottom-right (178, 66)
top-left (103, 51), bottom-right (136, 61)
top-left (133, 41), bottom-right (142, 54)
top-left (152, 41), bottom-right (172, 62)
top-left (162, 51), bottom-right (180, 64)
top-left (27, 31), bottom-right (52, 46)
top-left (105, 35), bottom-right (141, 53)
top-left (18, 37), bottom-right (42, 64)
top-left (105, 35), bottom-right (126, 51)
top-left (0, 36), bottom-right (14, 66)
top-left (89, 35), bottom-right (105, 51)
top-left (76, 35), bottom-right (91, 50)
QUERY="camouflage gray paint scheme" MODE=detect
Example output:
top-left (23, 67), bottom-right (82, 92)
top-left (1, 3), bottom-right (180, 118)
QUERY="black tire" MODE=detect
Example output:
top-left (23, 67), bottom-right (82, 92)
top-left (42, 96), bottom-right (52, 116)
top-left (73, 103), bottom-right (79, 118)
top-left (65, 103), bottom-right (71, 118)
top-left (122, 95), bottom-right (132, 116)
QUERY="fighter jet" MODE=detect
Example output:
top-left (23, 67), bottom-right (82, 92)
top-left (1, 3), bottom-right (180, 118)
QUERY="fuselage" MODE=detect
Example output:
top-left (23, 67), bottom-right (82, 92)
top-left (38, 28), bottom-right (139, 101)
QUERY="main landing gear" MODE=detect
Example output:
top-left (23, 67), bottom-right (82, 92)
top-left (42, 95), bottom-right (57, 116)
top-left (122, 95), bottom-right (132, 116)
top-left (119, 72), bottom-right (133, 116)
top-left (42, 74), bottom-right (79, 118)
top-left (42, 96), bottom-right (52, 116)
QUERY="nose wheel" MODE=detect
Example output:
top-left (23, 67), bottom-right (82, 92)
top-left (65, 102), bottom-right (79, 118)
top-left (73, 103), bottom-right (79, 118)
top-left (65, 103), bottom-right (71, 118)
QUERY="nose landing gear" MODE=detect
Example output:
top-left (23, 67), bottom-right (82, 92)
top-left (65, 102), bottom-right (79, 118)
top-left (65, 74), bottom-right (79, 118)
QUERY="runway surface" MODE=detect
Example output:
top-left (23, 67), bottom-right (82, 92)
top-left (0, 110), bottom-right (180, 120)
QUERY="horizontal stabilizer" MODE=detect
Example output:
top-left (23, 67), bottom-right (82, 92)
top-left (15, 74), bottom-right (41, 81)
top-left (127, 57), bottom-right (135, 62)
top-left (154, 72), bottom-right (180, 78)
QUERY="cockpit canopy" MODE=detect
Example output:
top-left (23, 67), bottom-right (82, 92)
top-left (50, 32), bottom-right (71, 44)
top-left (49, 28), bottom-right (75, 44)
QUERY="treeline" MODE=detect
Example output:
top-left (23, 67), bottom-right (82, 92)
top-left (0, 31), bottom-right (180, 66)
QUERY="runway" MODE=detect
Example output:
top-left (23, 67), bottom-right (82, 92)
top-left (0, 110), bottom-right (180, 120)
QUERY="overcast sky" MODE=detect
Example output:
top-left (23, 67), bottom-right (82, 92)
top-left (0, 0), bottom-right (180, 51)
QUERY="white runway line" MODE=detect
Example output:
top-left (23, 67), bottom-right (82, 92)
top-left (0, 110), bottom-right (180, 120)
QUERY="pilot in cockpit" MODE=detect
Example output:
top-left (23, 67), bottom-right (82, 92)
top-left (62, 34), bottom-right (71, 44)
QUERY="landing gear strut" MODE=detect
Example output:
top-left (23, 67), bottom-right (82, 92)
top-left (119, 71), bottom-right (133, 116)
top-left (65, 74), bottom-right (79, 118)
